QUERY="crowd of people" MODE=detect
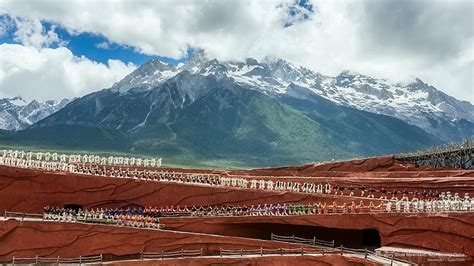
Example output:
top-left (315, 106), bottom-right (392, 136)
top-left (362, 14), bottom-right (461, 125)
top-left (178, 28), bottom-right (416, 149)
top-left (42, 194), bottom-right (473, 229)
top-left (1, 149), bottom-right (161, 168)
top-left (42, 203), bottom-right (379, 225)
top-left (0, 156), bottom-right (73, 172)
top-left (66, 165), bottom-right (464, 202)
top-left (2, 149), bottom-right (472, 207)
top-left (156, 202), bottom-right (385, 216)
top-left (72, 166), bottom-right (446, 201)
top-left (161, 196), bottom-right (472, 216)
top-left (385, 192), bottom-right (473, 212)
top-left (43, 206), bottom-right (160, 228)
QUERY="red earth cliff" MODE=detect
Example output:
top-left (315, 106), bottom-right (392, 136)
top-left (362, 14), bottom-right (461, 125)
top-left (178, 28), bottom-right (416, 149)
top-left (0, 219), bottom-right (378, 266)
top-left (160, 213), bottom-right (474, 257)
top-left (0, 155), bottom-right (473, 265)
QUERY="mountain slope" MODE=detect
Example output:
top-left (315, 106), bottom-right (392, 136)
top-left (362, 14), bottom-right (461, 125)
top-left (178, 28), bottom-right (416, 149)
top-left (13, 67), bottom-right (441, 167)
top-left (141, 52), bottom-right (471, 142)
top-left (5, 53), bottom-right (470, 166)
top-left (0, 97), bottom-right (71, 131)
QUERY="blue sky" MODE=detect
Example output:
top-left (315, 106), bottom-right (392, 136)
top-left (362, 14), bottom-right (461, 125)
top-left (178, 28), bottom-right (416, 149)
top-left (0, 0), bottom-right (312, 66)
top-left (0, 19), bottom-right (189, 66)
top-left (0, 0), bottom-right (472, 102)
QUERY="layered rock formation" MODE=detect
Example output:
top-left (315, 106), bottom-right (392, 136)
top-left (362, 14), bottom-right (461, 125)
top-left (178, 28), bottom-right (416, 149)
top-left (160, 213), bottom-right (474, 257)
top-left (0, 156), bottom-right (473, 265)
top-left (109, 255), bottom-right (377, 266)
top-left (229, 156), bottom-right (474, 178)
top-left (0, 219), bottom-right (309, 261)
top-left (0, 165), bottom-right (381, 213)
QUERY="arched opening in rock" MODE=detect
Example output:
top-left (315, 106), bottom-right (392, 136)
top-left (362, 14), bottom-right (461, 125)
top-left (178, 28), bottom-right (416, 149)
top-left (207, 223), bottom-right (382, 249)
top-left (361, 228), bottom-right (381, 247)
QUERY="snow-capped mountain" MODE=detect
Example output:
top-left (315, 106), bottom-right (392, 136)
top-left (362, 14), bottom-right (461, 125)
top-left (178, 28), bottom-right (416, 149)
top-left (111, 59), bottom-right (178, 93)
top-left (111, 51), bottom-right (473, 141)
top-left (0, 97), bottom-right (71, 131)
top-left (29, 66), bottom-right (440, 167)
top-left (11, 51), bottom-right (470, 166)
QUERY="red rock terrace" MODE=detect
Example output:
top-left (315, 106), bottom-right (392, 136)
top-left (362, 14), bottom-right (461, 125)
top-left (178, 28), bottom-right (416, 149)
top-left (0, 149), bottom-right (473, 265)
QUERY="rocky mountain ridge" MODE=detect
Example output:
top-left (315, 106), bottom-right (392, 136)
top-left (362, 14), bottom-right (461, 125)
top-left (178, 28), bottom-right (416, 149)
top-left (110, 51), bottom-right (473, 141)
top-left (0, 97), bottom-right (71, 131)
top-left (2, 52), bottom-right (470, 167)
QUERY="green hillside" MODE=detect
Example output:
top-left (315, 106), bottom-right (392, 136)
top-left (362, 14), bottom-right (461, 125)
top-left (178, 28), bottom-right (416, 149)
top-left (0, 74), bottom-right (442, 168)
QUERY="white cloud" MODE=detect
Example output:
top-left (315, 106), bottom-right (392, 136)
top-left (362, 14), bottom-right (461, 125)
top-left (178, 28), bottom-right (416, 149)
top-left (96, 41), bottom-right (109, 50)
top-left (0, 0), bottom-right (472, 102)
top-left (0, 43), bottom-right (136, 101)
top-left (11, 16), bottom-right (66, 48)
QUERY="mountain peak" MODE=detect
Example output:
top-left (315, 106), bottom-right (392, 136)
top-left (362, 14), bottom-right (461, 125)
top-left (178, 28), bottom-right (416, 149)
top-left (8, 96), bottom-right (28, 106)
top-left (186, 50), bottom-right (209, 67)
top-left (142, 58), bottom-right (175, 70)
top-left (245, 58), bottom-right (259, 65)
top-left (102, 51), bottom-right (472, 142)
top-left (338, 70), bottom-right (364, 77)
top-left (111, 58), bottom-right (178, 93)
top-left (0, 97), bottom-right (71, 131)
top-left (264, 57), bottom-right (291, 66)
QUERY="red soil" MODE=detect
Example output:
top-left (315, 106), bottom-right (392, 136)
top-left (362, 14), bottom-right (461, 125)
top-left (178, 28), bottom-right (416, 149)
top-left (228, 156), bottom-right (474, 178)
top-left (0, 219), bottom-right (310, 262)
top-left (0, 155), bottom-right (473, 264)
top-left (0, 165), bottom-right (385, 213)
top-left (160, 213), bottom-right (474, 258)
top-left (105, 255), bottom-right (378, 266)
top-left (119, 156), bottom-right (474, 178)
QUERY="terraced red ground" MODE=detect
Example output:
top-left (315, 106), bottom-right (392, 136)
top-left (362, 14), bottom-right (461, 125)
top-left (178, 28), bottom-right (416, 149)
top-left (0, 156), bottom-right (473, 265)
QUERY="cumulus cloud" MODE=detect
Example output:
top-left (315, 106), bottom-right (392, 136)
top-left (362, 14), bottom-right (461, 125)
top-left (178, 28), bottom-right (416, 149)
top-left (0, 0), bottom-right (472, 101)
top-left (95, 42), bottom-right (110, 50)
top-left (11, 16), bottom-right (66, 49)
top-left (0, 44), bottom-right (136, 101)
top-left (358, 0), bottom-right (473, 62)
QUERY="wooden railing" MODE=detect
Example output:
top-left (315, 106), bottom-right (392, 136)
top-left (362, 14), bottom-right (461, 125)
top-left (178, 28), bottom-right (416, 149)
top-left (4, 210), bottom-right (43, 220)
top-left (4, 247), bottom-right (413, 265)
top-left (337, 246), bottom-right (414, 265)
top-left (7, 249), bottom-right (203, 265)
top-left (270, 233), bottom-right (335, 247)
top-left (219, 247), bottom-right (329, 257)
top-left (219, 246), bottom-right (413, 265)
top-left (141, 249), bottom-right (203, 259)
top-left (9, 254), bottom-right (102, 265)
top-left (1, 213), bottom-right (413, 265)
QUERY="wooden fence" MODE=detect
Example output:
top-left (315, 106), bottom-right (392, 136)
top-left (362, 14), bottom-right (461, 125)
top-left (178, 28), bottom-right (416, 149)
top-left (9, 254), bottom-right (102, 265)
top-left (4, 210), bottom-right (43, 220)
top-left (270, 233), bottom-right (335, 247)
top-left (141, 249), bottom-right (203, 259)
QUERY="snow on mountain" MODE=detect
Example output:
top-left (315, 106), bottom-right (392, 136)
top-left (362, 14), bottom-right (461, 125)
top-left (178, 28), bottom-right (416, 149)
top-left (0, 97), bottom-right (72, 131)
top-left (106, 51), bottom-right (473, 141)
top-left (111, 59), bottom-right (178, 93)
top-left (325, 72), bottom-right (474, 138)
